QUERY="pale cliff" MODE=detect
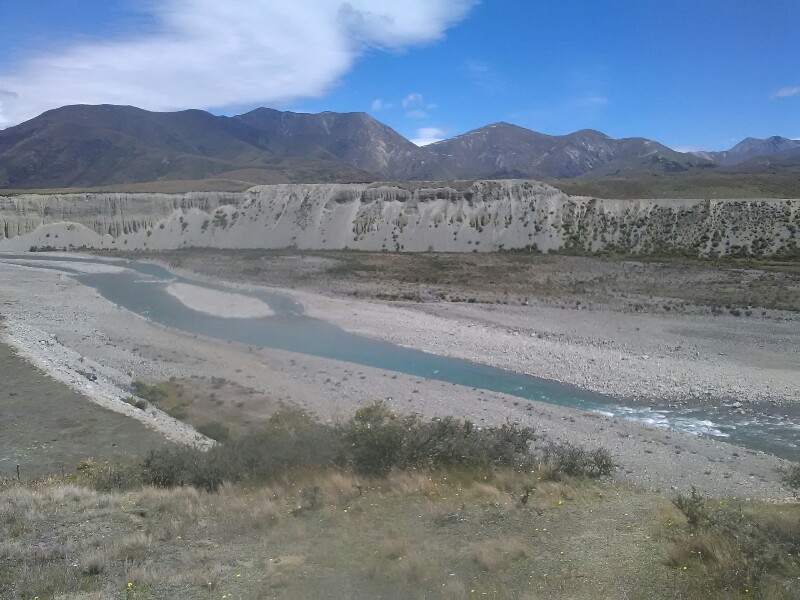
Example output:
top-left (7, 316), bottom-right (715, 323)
top-left (0, 181), bottom-right (797, 257)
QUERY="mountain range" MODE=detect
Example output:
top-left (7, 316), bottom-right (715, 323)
top-left (0, 104), bottom-right (798, 189)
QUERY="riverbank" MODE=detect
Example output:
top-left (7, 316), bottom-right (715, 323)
top-left (134, 250), bottom-right (800, 413)
top-left (0, 255), bottom-right (795, 498)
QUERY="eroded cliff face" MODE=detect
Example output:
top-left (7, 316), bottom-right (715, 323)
top-left (1, 181), bottom-right (797, 258)
top-left (0, 191), bottom-right (245, 240)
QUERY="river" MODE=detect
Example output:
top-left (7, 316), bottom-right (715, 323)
top-left (2, 253), bottom-right (797, 459)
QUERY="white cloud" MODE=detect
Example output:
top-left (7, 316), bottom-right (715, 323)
top-left (0, 0), bottom-right (478, 128)
top-left (566, 93), bottom-right (609, 109)
top-left (400, 92), bottom-right (437, 118)
top-left (773, 86), bottom-right (800, 99)
top-left (402, 92), bottom-right (425, 108)
top-left (371, 99), bottom-right (385, 112)
top-left (411, 126), bottom-right (446, 146)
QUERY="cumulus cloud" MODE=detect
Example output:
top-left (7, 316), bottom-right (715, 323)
top-left (411, 126), bottom-right (446, 146)
top-left (402, 93), bottom-right (424, 108)
top-left (773, 86), bottom-right (800, 99)
top-left (401, 92), bottom-right (437, 118)
top-left (0, 0), bottom-right (478, 128)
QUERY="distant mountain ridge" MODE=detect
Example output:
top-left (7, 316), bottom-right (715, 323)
top-left (693, 136), bottom-right (800, 166)
top-left (0, 104), bottom-right (796, 189)
top-left (424, 122), bottom-right (711, 179)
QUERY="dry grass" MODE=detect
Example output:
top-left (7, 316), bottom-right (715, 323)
top-left (80, 550), bottom-right (108, 575)
top-left (1, 473), bottom-right (797, 599)
top-left (113, 532), bottom-right (152, 562)
top-left (315, 470), bottom-right (363, 506)
top-left (441, 578), bottom-right (467, 599)
top-left (387, 552), bottom-right (436, 583)
top-left (379, 536), bottom-right (409, 560)
top-left (666, 530), bottom-right (738, 567)
top-left (471, 538), bottom-right (529, 572)
top-left (385, 470), bottom-right (439, 496)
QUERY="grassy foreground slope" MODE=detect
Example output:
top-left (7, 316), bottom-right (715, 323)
top-left (0, 339), bottom-right (167, 480)
top-left (1, 405), bottom-right (798, 599)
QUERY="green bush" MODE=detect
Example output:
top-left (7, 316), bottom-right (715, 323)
top-left (783, 464), bottom-right (800, 492)
top-left (673, 486), bottom-right (707, 527)
top-left (341, 403), bottom-right (407, 475)
top-left (136, 404), bottom-right (615, 491)
top-left (122, 396), bottom-right (148, 410)
top-left (226, 412), bottom-right (342, 478)
top-left (131, 381), bottom-right (168, 403)
top-left (143, 446), bottom-right (228, 492)
top-left (341, 402), bottom-right (535, 475)
top-left (196, 422), bottom-right (230, 442)
top-left (77, 460), bottom-right (143, 492)
top-left (143, 410), bottom-right (342, 491)
top-left (541, 441), bottom-right (615, 478)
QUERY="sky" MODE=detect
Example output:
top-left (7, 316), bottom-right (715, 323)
top-left (0, 0), bottom-right (798, 150)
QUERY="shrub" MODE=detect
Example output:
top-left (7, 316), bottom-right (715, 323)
top-left (541, 441), bottom-right (615, 478)
top-left (140, 406), bottom-right (538, 486)
top-left (123, 396), bottom-right (148, 410)
top-left (77, 460), bottom-right (143, 491)
top-left (673, 486), bottom-right (707, 527)
top-left (196, 421), bottom-right (230, 442)
top-left (342, 403), bottom-right (408, 475)
top-left (227, 411), bottom-right (342, 478)
top-left (142, 446), bottom-right (228, 492)
top-left (401, 417), bottom-right (534, 471)
top-left (135, 405), bottom-right (619, 491)
top-left (341, 403), bottom-right (535, 475)
top-left (143, 410), bottom-right (342, 490)
top-left (782, 464), bottom-right (800, 493)
top-left (131, 381), bottom-right (168, 403)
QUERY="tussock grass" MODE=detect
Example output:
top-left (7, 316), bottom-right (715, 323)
top-left (0, 473), bottom-right (797, 598)
top-left (667, 489), bottom-right (800, 598)
top-left (1, 406), bottom-right (795, 598)
top-left (387, 551), bottom-right (435, 583)
top-left (80, 550), bottom-right (108, 576)
top-left (441, 579), bottom-right (468, 599)
top-left (471, 538), bottom-right (529, 572)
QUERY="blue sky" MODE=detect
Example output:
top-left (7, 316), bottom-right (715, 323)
top-left (1, 1), bottom-right (798, 150)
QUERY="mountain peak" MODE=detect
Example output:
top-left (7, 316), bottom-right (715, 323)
top-left (1, 104), bottom-right (799, 189)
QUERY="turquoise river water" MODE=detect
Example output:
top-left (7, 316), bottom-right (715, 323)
top-left (2, 254), bottom-right (797, 459)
